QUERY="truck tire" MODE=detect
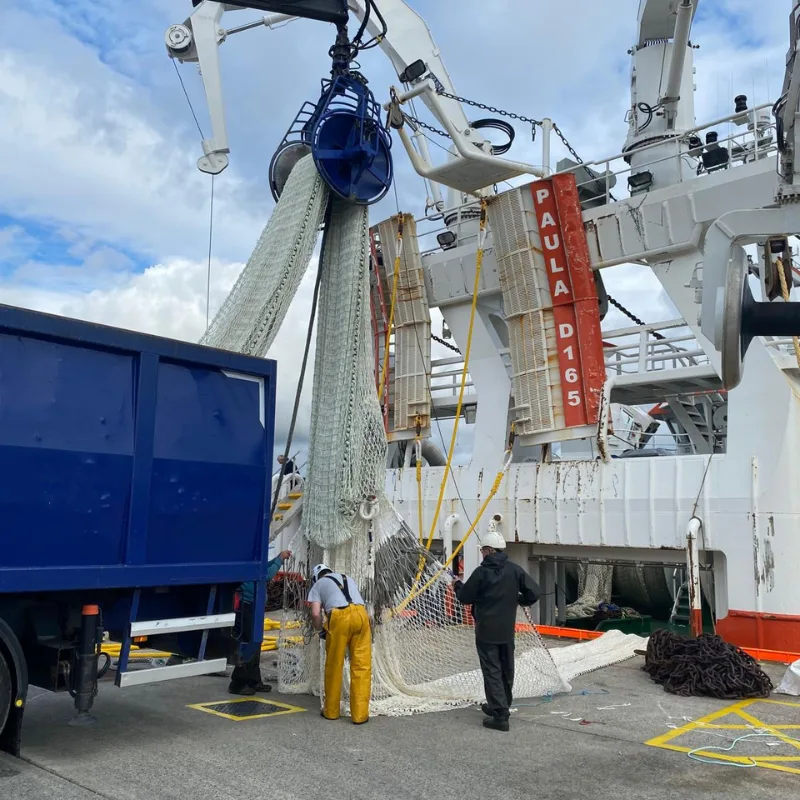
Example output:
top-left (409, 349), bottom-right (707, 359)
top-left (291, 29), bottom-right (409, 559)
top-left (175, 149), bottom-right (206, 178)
top-left (0, 650), bottom-right (11, 736)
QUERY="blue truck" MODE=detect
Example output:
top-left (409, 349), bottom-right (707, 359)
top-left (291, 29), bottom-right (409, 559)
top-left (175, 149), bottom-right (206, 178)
top-left (0, 304), bottom-right (277, 754)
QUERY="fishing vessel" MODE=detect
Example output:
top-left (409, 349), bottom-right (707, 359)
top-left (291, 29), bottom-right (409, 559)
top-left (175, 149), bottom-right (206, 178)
top-left (168, 0), bottom-right (800, 659)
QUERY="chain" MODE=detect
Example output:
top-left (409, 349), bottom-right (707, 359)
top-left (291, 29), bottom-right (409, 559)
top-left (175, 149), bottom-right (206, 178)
top-left (607, 295), bottom-right (665, 340)
top-left (644, 629), bottom-right (773, 699)
top-left (403, 114), bottom-right (450, 139)
top-left (551, 122), bottom-right (583, 165)
top-left (403, 91), bottom-right (604, 186)
top-left (432, 332), bottom-right (462, 354)
top-left (436, 90), bottom-right (543, 128)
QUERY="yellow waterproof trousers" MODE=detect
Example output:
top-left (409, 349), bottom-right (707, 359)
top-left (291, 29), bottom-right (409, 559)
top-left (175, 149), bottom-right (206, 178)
top-left (322, 604), bottom-right (372, 723)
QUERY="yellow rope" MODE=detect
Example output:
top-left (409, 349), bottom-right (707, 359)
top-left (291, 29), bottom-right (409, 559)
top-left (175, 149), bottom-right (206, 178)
top-left (775, 256), bottom-right (800, 368)
top-left (414, 417), bottom-right (424, 543)
top-left (394, 452), bottom-right (511, 615)
top-left (377, 214), bottom-right (404, 398)
top-left (424, 199), bottom-right (488, 550)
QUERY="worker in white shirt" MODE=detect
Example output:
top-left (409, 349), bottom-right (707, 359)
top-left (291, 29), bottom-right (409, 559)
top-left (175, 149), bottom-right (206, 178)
top-left (307, 564), bottom-right (372, 724)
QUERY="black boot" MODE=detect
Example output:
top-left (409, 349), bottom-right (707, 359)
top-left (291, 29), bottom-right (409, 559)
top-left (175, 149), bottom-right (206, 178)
top-left (481, 703), bottom-right (494, 717)
top-left (483, 717), bottom-right (509, 732)
top-left (251, 682), bottom-right (272, 693)
top-left (228, 683), bottom-right (256, 696)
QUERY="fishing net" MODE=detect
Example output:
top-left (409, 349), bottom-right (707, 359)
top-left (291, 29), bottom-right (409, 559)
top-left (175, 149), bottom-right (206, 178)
top-left (566, 563), bottom-right (614, 619)
top-left (301, 197), bottom-right (387, 549)
top-left (276, 500), bottom-right (571, 715)
top-left (204, 153), bottom-right (643, 717)
top-left (200, 155), bottom-right (328, 355)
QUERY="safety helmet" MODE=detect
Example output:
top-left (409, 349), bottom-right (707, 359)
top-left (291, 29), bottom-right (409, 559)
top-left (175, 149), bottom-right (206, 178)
top-left (312, 563), bottom-right (331, 583)
top-left (480, 531), bottom-right (506, 551)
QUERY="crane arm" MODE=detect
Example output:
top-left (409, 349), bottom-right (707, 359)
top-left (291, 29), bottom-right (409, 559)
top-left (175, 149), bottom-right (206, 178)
top-left (165, 0), bottom-right (487, 177)
top-left (345, 0), bottom-right (472, 134)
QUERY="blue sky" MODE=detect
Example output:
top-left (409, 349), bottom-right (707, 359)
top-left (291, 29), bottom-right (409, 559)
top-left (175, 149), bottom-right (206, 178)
top-left (0, 0), bottom-right (790, 454)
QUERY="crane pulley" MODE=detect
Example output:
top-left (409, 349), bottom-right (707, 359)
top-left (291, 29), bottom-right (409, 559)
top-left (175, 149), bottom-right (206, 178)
top-left (171, 0), bottom-right (393, 205)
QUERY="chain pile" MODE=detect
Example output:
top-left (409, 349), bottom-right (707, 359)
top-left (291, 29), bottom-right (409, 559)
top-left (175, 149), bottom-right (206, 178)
top-left (643, 630), bottom-right (774, 699)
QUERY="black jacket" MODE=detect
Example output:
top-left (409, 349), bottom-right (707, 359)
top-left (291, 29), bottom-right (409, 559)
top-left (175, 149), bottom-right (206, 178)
top-left (454, 552), bottom-right (540, 643)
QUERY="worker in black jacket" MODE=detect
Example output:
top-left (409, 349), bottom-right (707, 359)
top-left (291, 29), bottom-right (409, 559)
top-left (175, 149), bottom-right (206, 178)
top-left (454, 531), bottom-right (540, 731)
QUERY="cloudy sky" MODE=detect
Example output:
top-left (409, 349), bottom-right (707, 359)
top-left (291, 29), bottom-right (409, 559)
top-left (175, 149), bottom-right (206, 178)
top-left (0, 0), bottom-right (790, 463)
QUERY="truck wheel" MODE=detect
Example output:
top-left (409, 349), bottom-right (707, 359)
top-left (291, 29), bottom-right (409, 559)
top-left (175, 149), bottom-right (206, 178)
top-left (0, 650), bottom-right (11, 735)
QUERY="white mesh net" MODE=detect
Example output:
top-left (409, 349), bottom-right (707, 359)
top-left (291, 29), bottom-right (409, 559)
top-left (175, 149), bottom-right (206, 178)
top-left (566, 564), bottom-right (614, 619)
top-left (277, 501), bottom-right (572, 716)
top-left (203, 154), bottom-right (642, 718)
top-left (301, 197), bottom-right (387, 550)
top-left (200, 155), bottom-right (328, 355)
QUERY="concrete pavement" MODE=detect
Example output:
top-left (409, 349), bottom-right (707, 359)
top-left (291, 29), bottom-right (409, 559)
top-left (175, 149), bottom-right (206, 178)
top-left (5, 655), bottom-right (795, 800)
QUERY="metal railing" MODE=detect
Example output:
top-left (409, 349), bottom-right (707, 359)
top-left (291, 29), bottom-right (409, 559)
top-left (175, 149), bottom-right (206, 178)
top-left (429, 355), bottom-right (477, 399)
top-left (560, 103), bottom-right (777, 204)
top-left (602, 319), bottom-right (709, 377)
top-left (408, 104), bottom-right (777, 259)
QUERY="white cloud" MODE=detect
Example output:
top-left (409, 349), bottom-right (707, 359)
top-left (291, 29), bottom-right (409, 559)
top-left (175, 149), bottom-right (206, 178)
top-left (0, 224), bottom-right (37, 262)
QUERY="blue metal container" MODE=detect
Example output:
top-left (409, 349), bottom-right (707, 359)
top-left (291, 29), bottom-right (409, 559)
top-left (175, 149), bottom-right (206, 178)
top-left (0, 304), bottom-right (276, 594)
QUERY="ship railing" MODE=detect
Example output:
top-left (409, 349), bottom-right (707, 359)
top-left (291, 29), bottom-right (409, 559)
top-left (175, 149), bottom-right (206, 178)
top-left (411, 103), bottom-right (777, 258)
top-left (602, 318), bottom-right (708, 376)
top-left (561, 102), bottom-right (777, 205)
top-left (428, 354), bottom-right (477, 398)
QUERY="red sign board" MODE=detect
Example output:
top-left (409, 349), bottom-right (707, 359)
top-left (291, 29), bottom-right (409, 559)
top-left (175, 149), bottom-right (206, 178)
top-left (530, 177), bottom-right (605, 427)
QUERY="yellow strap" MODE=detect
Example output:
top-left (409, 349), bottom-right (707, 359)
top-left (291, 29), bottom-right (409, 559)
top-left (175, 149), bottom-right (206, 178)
top-left (394, 449), bottom-right (512, 616)
top-left (775, 256), bottom-right (800, 369)
top-left (424, 199), bottom-right (488, 550)
top-left (414, 430), bottom-right (424, 544)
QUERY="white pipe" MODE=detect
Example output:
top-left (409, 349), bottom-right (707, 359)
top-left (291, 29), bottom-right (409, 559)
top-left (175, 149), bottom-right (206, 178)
top-left (541, 118), bottom-right (553, 177)
top-left (686, 516), bottom-right (703, 637)
top-left (662, 0), bottom-right (693, 109)
top-left (225, 12), bottom-right (295, 36)
top-left (443, 513), bottom-right (459, 565)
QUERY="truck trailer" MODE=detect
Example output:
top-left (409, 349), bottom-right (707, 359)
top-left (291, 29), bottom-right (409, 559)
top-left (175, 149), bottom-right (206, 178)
top-left (0, 304), bottom-right (277, 754)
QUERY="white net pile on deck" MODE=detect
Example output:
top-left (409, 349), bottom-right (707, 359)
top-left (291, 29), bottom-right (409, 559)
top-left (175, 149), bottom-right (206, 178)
top-left (204, 153), bottom-right (643, 716)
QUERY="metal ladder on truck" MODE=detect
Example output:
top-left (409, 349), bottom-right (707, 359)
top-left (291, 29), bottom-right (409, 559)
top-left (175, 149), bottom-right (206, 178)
top-left (114, 586), bottom-right (235, 687)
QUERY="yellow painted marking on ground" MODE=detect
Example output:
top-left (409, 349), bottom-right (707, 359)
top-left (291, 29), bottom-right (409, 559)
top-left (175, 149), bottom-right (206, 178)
top-left (646, 698), bottom-right (800, 776)
top-left (187, 697), bottom-right (306, 722)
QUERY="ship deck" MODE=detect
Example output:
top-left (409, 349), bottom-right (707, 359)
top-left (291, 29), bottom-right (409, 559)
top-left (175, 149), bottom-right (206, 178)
top-left (3, 652), bottom-right (796, 799)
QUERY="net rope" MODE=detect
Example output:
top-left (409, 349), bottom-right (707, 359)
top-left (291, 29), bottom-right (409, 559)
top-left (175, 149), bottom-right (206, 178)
top-left (202, 153), bottom-right (643, 716)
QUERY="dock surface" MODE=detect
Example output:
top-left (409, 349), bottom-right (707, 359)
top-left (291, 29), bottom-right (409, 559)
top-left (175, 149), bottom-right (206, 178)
top-left (3, 654), bottom-right (796, 799)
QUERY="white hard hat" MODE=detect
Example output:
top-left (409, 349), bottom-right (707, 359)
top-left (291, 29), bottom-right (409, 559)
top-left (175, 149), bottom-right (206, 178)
top-left (480, 531), bottom-right (506, 550)
top-left (312, 564), bottom-right (331, 583)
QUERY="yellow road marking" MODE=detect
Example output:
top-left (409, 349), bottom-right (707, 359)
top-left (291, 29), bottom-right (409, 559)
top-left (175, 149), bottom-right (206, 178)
top-left (646, 698), bottom-right (800, 776)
